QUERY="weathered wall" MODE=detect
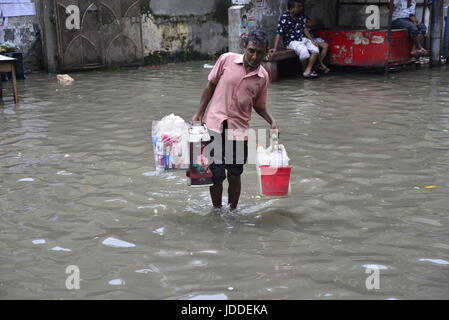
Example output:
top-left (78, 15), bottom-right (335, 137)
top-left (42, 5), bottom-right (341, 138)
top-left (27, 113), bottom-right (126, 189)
top-left (228, 0), bottom-right (445, 53)
top-left (229, 0), bottom-right (338, 53)
top-left (141, 0), bottom-right (231, 62)
top-left (0, 15), bottom-right (42, 72)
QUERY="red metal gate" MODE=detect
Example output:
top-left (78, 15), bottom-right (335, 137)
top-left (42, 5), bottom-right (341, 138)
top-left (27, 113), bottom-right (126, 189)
top-left (54, 0), bottom-right (143, 70)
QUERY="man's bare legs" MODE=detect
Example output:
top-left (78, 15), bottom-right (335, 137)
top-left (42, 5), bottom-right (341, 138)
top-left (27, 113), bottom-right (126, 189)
top-left (209, 174), bottom-right (241, 210)
top-left (210, 183), bottom-right (223, 208)
top-left (227, 173), bottom-right (241, 210)
top-left (301, 52), bottom-right (319, 76)
top-left (415, 34), bottom-right (428, 56)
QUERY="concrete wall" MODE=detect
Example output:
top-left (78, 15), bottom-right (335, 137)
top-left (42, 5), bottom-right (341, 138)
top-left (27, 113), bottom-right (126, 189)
top-left (141, 0), bottom-right (231, 60)
top-left (0, 15), bottom-right (43, 72)
top-left (228, 0), bottom-right (445, 53)
top-left (229, 0), bottom-right (338, 53)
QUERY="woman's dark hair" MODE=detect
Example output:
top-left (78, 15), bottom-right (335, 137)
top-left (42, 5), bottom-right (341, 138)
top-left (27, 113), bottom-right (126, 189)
top-left (243, 30), bottom-right (268, 49)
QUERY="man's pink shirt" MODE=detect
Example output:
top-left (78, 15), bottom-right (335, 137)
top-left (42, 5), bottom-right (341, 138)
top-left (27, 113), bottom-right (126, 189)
top-left (204, 52), bottom-right (269, 141)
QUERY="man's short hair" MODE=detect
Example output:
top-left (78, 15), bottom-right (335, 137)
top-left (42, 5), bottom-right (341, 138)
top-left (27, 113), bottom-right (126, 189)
top-left (288, 0), bottom-right (303, 9)
top-left (243, 30), bottom-right (268, 49)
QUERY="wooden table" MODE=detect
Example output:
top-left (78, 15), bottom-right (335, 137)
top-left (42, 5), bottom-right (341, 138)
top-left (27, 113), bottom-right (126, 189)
top-left (0, 54), bottom-right (19, 104)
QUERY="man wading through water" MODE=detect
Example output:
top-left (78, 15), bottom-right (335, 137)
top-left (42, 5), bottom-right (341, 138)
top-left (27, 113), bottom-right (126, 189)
top-left (192, 30), bottom-right (278, 210)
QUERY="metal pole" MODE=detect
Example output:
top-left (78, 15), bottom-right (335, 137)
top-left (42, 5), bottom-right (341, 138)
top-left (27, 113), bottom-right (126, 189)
top-left (385, 0), bottom-right (394, 75)
top-left (430, 0), bottom-right (444, 66)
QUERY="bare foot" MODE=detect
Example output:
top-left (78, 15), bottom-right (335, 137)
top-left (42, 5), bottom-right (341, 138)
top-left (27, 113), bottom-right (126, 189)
top-left (410, 49), bottom-right (420, 57)
top-left (419, 48), bottom-right (428, 56)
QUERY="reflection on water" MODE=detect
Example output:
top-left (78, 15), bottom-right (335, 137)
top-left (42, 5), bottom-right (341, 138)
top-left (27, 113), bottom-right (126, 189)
top-left (0, 63), bottom-right (449, 299)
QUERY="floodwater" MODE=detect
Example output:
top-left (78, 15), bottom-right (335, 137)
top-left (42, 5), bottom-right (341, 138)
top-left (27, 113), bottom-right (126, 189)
top-left (1, 61), bottom-right (448, 300)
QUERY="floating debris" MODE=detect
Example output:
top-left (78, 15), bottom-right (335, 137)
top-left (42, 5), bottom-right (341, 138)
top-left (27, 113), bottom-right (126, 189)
top-left (49, 246), bottom-right (72, 252)
top-left (419, 258), bottom-right (449, 265)
top-left (102, 237), bottom-right (136, 248)
top-left (57, 74), bottom-right (75, 84)
top-left (108, 279), bottom-right (125, 285)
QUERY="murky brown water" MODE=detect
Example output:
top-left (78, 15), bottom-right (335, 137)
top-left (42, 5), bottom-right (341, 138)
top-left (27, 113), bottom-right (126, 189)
top-left (1, 62), bottom-right (448, 300)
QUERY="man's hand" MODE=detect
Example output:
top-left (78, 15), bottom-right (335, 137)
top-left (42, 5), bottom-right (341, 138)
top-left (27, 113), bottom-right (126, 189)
top-left (192, 113), bottom-right (202, 124)
top-left (271, 121), bottom-right (280, 138)
top-left (268, 48), bottom-right (278, 55)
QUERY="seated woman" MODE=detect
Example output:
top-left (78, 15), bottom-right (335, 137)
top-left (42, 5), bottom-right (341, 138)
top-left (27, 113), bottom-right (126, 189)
top-left (392, 0), bottom-right (428, 57)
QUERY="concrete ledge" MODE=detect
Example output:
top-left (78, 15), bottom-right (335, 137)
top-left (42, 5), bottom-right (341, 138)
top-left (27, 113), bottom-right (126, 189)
top-left (265, 49), bottom-right (297, 62)
top-left (263, 49), bottom-right (298, 82)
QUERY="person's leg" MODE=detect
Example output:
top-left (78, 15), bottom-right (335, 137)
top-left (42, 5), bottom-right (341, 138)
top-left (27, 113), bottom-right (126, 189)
top-left (226, 140), bottom-right (247, 210)
top-left (210, 183), bottom-right (223, 208)
top-left (227, 173), bottom-right (241, 210)
top-left (318, 42), bottom-right (329, 69)
top-left (208, 122), bottom-right (227, 209)
top-left (417, 24), bottom-right (428, 55)
top-left (394, 18), bottom-right (421, 55)
top-left (305, 53), bottom-right (318, 75)
top-left (304, 39), bottom-right (319, 75)
top-left (288, 41), bottom-right (314, 76)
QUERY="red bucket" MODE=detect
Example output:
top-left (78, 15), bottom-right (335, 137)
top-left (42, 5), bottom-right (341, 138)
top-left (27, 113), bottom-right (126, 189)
top-left (259, 165), bottom-right (292, 196)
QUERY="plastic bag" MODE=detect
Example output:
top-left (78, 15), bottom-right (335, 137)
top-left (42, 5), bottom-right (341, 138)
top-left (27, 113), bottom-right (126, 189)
top-left (152, 114), bottom-right (189, 171)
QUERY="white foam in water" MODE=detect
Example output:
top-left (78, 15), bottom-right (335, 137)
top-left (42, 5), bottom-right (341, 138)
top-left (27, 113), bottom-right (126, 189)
top-left (32, 239), bottom-right (46, 244)
top-left (419, 259), bottom-right (449, 265)
top-left (108, 279), bottom-right (124, 285)
top-left (142, 171), bottom-right (158, 176)
top-left (135, 269), bottom-right (153, 274)
top-left (362, 264), bottom-right (389, 270)
top-left (188, 293), bottom-right (228, 300)
top-left (105, 199), bottom-right (128, 203)
top-left (57, 170), bottom-right (73, 176)
top-left (102, 237), bottom-right (136, 248)
top-left (49, 246), bottom-right (72, 252)
top-left (18, 178), bottom-right (34, 182)
top-left (153, 227), bottom-right (165, 235)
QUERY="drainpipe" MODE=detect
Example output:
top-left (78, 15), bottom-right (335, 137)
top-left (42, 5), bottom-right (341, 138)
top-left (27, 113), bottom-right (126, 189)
top-left (430, 0), bottom-right (444, 66)
top-left (443, 5), bottom-right (449, 60)
top-left (385, 0), bottom-right (394, 75)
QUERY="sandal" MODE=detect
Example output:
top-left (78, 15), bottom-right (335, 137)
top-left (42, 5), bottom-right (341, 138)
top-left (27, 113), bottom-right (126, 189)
top-left (303, 71), bottom-right (318, 79)
top-left (318, 66), bottom-right (331, 74)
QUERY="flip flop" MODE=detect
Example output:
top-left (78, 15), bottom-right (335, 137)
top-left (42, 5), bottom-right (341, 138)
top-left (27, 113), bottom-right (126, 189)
top-left (318, 66), bottom-right (331, 74)
top-left (303, 72), bottom-right (319, 79)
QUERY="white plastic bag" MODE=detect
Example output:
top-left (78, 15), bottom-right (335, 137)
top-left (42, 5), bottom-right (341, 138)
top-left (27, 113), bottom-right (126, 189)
top-left (152, 114), bottom-right (189, 171)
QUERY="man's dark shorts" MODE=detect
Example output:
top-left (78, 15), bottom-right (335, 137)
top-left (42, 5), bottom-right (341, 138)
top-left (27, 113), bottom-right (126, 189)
top-left (208, 121), bottom-right (248, 185)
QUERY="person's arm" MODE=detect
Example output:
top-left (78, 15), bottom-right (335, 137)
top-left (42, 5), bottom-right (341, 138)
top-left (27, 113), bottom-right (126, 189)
top-left (270, 15), bottom-right (286, 54)
top-left (192, 81), bottom-right (216, 123)
top-left (270, 34), bottom-right (283, 54)
top-left (409, 14), bottom-right (419, 25)
top-left (253, 80), bottom-right (279, 133)
top-left (254, 106), bottom-right (278, 130)
top-left (304, 27), bottom-right (318, 46)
